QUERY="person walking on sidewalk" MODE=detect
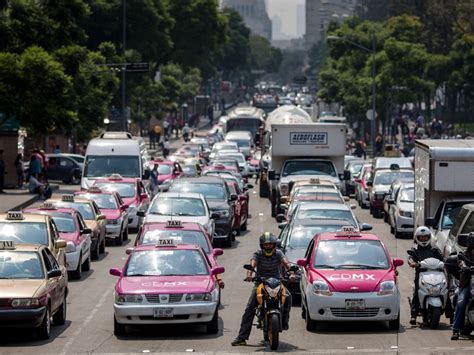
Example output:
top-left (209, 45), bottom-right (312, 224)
top-left (207, 104), bottom-right (214, 124)
top-left (148, 128), bottom-right (156, 149)
top-left (154, 125), bottom-right (162, 146)
top-left (163, 139), bottom-right (170, 159)
top-left (163, 119), bottom-right (170, 139)
top-left (149, 163), bottom-right (159, 197)
top-left (14, 153), bottom-right (24, 189)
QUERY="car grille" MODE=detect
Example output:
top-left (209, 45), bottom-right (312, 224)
top-left (139, 315), bottom-right (189, 320)
top-left (330, 308), bottom-right (379, 318)
top-left (145, 294), bottom-right (183, 303)
top-left (0, 299), bottom-right (9, 307)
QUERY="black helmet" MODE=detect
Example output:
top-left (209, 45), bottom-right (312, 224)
top-left (259, 232), bottom-right (277, 257)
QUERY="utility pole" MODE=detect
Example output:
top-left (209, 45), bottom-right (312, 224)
top-left (122, 0), bottom-right (127, 132)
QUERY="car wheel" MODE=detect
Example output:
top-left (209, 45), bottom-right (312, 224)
top-left (70, 253), bottom-right (82, 280)
top-left (70, 170), bottom-right (81, 185)
top-left (82, 251), bottom-right (91, 272)
top-left (91, 241), bottom-right (100, 260)
top-left (99, 238), bottom-right (106, 254)
top-left (206, 309), bottom-right (219, 334)
top-left (114, 316), bottom-right (126, 336)
top-left (37, 306), bottom-right (51, 340)
top-left (394, 226), bottom-right (401, 239)
top-left (241, 218), bottom-right (248, 232)
top-left (224, 234), bottom-right (232, 248)
top-left (122, 225), bottom-right (129, 241)
top-left (53, 296), bottom-right (67, 325)
top-left (305, 305), bottom-right (317, 331)
top-left (388, 312), bottom-right (400, 331)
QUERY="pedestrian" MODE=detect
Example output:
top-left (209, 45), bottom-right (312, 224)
top-left (53, 145), bottom-right (61, 154)
top-left (0, 149), bottom-right (5, 193)
top-left (29, 154), bottom-right (41, 181)
top-left (354, 140), bottom-right (366, 159)
top-left (154, 124), bottom-right (162, 146)
top-left (182, 123), bottom-right (190, 142)
top-left (163, 139), bottom-right (170, 159)
top-left (207, 104), bottom-right (214, 124)
top-left (39, 149), bottom-right (48, 183)
top-left (163, 119), bottom-right (170, 139)
top-left (148, 128), bottom-right (156, 149)
top-left (375, 135), bottom-right (384, 156)
top-left (150, 163), bottom-right (159, 197)
top-left (14, 153), bottom-right (24, 188)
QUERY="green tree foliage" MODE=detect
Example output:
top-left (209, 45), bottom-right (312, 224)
top-left (249, 35), bottom-right (283, 73)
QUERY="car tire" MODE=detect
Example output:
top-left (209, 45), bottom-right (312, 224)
top-left (37, 306), bottom-right (51, 340)
top-left (70, 253), bottom-right (82, 280)
top-left (305, 306), bottom-right (317, 331)
top-left (53, 296), bottom-right (67, 325)
top-left (394, 226), bottom-right (401, 239)
top-left (271, 192), bottom-right (277, 218)
top-left (241, 218), bottom-right (247, 232)
top-left (82, 251), bottom-right (91, 272)
top-left (388, 312), bottom-right (400, 331)
top-left (91, 241), bottom-right (100, 260)
top-left (206, 309), bottom-right (219, 334)
top-left (122, 225), bottom-right (129, 241)
top-left (99, 238), bottom-right (106, 254)
top-left (114, 316), bottom-right (126, 336)
top-left (115, 233), bottom-right (123, 246)
top-left (384, 212), bottom-right (389, 223)
top-left (70, 170), bottom-right (81, 185)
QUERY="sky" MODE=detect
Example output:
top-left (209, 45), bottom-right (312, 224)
top-left (267, 0), bottom-right (305, 39)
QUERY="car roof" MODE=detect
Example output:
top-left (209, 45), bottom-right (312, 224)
top-left (94, 177), bottom-right (138, 183)
top-left (172, 176), bottom-right (225, 184)
top-left (0, 243), bottom-right (44, 252)
top-left (48, 196), bottom-right (95, 205)
top-left (156, 191), bottom-right (204, 199)
top-left (75, 189), bottom-right (116, 196)
top-left (133, 243), bottom-right (203, 252)
top-left (24, 206), bottom-right (78, 216)
top-left (297, 202), bottom-right (351, 211)
top-left (296, 187), bottom-right (340, 193)
top-left (294, 218), bottom-right (354, 226)
top-left (0, 212), bottom-right (48, 223)
top-left (315, 231), bottom-right (381, 241)
top-left (142, 222), bottom-right (204, 232)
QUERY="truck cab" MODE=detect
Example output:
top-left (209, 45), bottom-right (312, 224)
top-left (440, 203), bottom-right (474, 258)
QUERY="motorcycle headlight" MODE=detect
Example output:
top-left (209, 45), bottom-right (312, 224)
top-left (279, 183), bottom-right (289, 196)
top-left (115, 293), bottom-right (143, 304)
top-left (65, 241), bottom-right (76, 253)
top-left (377, 280), bottom-right (396, 296)
top-left (265, 285), bottom-right (281, 298)
top-left (185, 293), bottom-right (212, 302)
top-left (312, 281), bottom-right (332, 296)
top-left (399, 210), bottom-right (412, 218)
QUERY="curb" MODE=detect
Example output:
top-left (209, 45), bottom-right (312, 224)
top-left (7, 184), bottom-right (60, 212)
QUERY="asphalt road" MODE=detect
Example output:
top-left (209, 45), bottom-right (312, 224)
top-left (1, 184), bottom-right (473, 353)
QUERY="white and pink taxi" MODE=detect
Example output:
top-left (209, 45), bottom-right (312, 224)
top-left (297, 227), bottom-right (404, 331)
top-left (110, 239), bottom-right (224, 336)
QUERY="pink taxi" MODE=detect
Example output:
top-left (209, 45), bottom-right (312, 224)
top-left (149, 159), bottom-right (183, 192)
top-left (75, 188), bottom-right (129, 246)
top-left (92, 174), bottom-right (150, 230)
top-left (298, 227), bottom-right (404, 331)
top-left (110, 241), bottom-right (224, 336)
top-left (24, 204), bottom-right (92, 280)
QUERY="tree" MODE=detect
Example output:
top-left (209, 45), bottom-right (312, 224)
top-left (249, 35), bottom-right (283, 73)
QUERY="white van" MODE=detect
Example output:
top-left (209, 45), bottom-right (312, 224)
top-left (225, 131), bottom-right (254, 158)
top-left (81, 136), bottom-right (149, 189)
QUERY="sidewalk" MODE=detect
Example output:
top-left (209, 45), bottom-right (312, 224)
top-left (0, 184), bottom-right (73, 212)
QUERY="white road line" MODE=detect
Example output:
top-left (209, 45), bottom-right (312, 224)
top-left (59, 288), bottom-right (112, 355)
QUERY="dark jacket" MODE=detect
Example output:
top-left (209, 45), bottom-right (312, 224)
top-left (459, 250), bottom-right (474, 289)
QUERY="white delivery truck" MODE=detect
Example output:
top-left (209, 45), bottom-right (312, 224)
top-left (414, 140), bottom-right (474, 253)
top-left (266, 122), bottom-right (349, 217)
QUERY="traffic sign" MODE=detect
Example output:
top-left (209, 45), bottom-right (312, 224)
top-left (366, 109), bottom-right (378, 121)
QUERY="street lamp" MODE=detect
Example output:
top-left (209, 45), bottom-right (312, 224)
top-left (327, 33), bottom-right (377, 156)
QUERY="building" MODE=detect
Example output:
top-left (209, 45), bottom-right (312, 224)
top-left (272, 15), bottom-right (283, 40)
top-left (221, 0), bottom-right (272, 40)
top-left (305, 0), bottom-right (360, 49)
top-left (296, 4), bottom-right (305, 38)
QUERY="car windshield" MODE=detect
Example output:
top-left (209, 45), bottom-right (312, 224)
top-left (49, 213), bottom-right (76, 233)
top-left (212, 144), bottom-right (237, 152)
top-left (348, 162), bottom-right (363, 175)
top-left (399, 188), bottom-right (414, 203)
top-left (228, 139), bottom-right (250, 148)
top-left (148, 197), bottom-right (205, 216)
top-left (296, 209), bottom-right (356, 225)
top-left (84, 155), bottom-right (140, 178)
top-left (182, 165), bottom-right (197, 175)
top-left (0, 251), bottom-right (44, 279)
top-left (442, 201), bottom-right (471, 230)
top-left (170, 183), bottom-right (226, 200)
top-left (125, 249), bottom-right (209, 276)
top-left (141, 230), bottom-right (209, 253)
top-left (209, 160), bottom-right (237, 169)
top-left (373, 171), bottom-right (414, 185)
top-left (70, 156), bottom-right (85, 163)
top-left (287, 225), bottom-right (348, 249)
top-left (314, 240), bottom-right (389, 269)
top-left (54, 202), bottom-right (94, 220)
top-left (217, 154), bottom-right (245, 164)
top-left (282, 161), bottom-right (337, 177)
top-left (0, 223), bottom-right (49, 245)
top-left (80, 193), bottom-right (118, 209)
top-left (226, 118), bottom-right (261, 135)
top-left (94, 182), bottom-right (135, 198)
top-left (157, 165), bottom-right (172, 174)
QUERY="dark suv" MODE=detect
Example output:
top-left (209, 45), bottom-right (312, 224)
top-left (169, 176), bottom-right (238, 247)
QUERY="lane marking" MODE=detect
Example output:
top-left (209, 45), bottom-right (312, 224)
top-left (60, 288), bottom-right (112, 355)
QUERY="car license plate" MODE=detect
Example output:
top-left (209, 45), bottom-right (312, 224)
top-left (153, 308), bottom-right (174, 318)
top-left (345, 299), bottom-right (365, 310)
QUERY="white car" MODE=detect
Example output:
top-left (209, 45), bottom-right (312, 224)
top-left (292, 202), bottom-right (359, 227)
top-left (143, 192), bottom-right (215, 237)
top-left (216, 151), bottom-right (253, 177)
top-left (388, 183), bottom-right (414, 238)
top-left (209, 142), bottom-right (239, 160)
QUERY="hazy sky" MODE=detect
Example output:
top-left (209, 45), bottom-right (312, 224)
top-left (267, 0), bottom-right (304, 38)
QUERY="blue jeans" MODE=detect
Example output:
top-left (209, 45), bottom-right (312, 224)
top-left (453, 287), bottom-right (471, 331)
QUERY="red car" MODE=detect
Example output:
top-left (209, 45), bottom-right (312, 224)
top-left (75, 188), bottom-right (129, 245)
top-left (226, 180), bottom-right (249, 234)
top-left (93, 175), bottom-right (150, 230)
top-left (355, 164), bottom-right (372, 209)
top-left (149, 159), bottom-right (183, 191)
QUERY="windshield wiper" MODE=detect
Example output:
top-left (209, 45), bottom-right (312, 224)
top-left (148, 212), bottom-right (165, 215)
top-left (338, 264), bottom-right (386, 269)
top-left (314, 264), bottom-right (338, 269)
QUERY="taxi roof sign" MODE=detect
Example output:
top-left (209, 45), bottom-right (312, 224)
top-left (61, 194), bottom-right (75, 202)
top-left (156, 238), bottom-right (176, 247)
top-left (6, 211), bottom-right (24, 220)
top-left (309, 178), bottom-right (321, 184)
top-left (0, 241), bottom-right (16, 249)
top-left (39, 203), bottom-right (57, 210)
top-left (109, 174), bottom-right (123, 180)
top-left (166, 220), bottom-right (183, 228)
top-left (335, 226), bottom-right (361, 237)
top-left (87, 187), bottom-right (103, 193)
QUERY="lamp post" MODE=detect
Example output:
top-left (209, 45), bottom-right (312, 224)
top-left (122, 0), bottom-right (127, 132)
top-left (327, 33), bottom-right (377, 156)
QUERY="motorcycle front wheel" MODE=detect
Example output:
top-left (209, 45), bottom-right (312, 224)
top-left (428, 307), bottom-right (441, 329)
top-left (268, 313), bottom-right (280, 350)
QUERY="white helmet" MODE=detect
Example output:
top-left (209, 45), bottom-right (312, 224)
top-left (414, 226), bottom-right (432, 247)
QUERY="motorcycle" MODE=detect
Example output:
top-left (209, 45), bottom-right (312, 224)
top-left (243, 264), bottom-right (298, 350)
top-left (407, 249), bottom-right (449, 329)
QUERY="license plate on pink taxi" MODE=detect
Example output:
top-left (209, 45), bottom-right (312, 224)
top-left (345, 299), bottom-right (365, 310)
top-left (153, 308), bottom-right (174, 318)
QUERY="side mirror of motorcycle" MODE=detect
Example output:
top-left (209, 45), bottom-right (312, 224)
top-left (393, 258), bottom-right (404, 268)
top-left (243, 264), bottom-right (254, 272)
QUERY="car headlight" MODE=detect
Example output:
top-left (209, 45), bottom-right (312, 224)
top-left (399, 210), bottom-right (412, 218)
top-left (214, 209), bottom-right (229, 218)
top-left (115, 293), bottom-right (144, 304)
top-left (107, 218), bottom-right (122, 225)
top-left (265, 285), bottom-right (281, 298)
top-left (185, 293), bottom-right (212, 302)
top-left (279, 183), bottom-right (289, 196)
top-left (65, 241), bottom-right (76, 253)
top-left (377, 280), bottom-right (396, 296)
top-left (11, 298), bottom-right (41, 308)
top-left (312, 281), bottom-right (332, 296)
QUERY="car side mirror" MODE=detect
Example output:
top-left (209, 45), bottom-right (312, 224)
top-left (97, 214), bottom-right (106, 221)
top-left (360, 223), bottom-right (373, 231)
top-left (425, 217), bottom-right (436, 227)
top-left (354, 178), bottom-right (362, 183)
top-left (343, 196), bottom-right (350, 202)
top-left (211, 266), bottom-right (225, 275)
top-left (109, 268), bottom-right (122, 277)
top-left (81, 228), bottom-right (92, 235)
top-left (276, 214), bottom-right (286, 223)
top-left (386, 197), bottom-right (395, 204)
top-left (213, 248), bottom-right (224, 257)
top-left (125, 248), bottom-right (134, 255)
top-left (140, 193), bottom-right (148, 199)
top-left (229, 194), bottom-right (238, 201)
top-left (278, 222), bottom-right (287, 230)
top-left (47, 269), bottom-right (62, 279)
top-left (367, 181), bottom-right (373, 187)
top-left (393, 258), bottom-right (404, 268)
top-left (121, 204), bottom-right (129, 211)
top-left (55, 240), bottom-right (67, 249)
top-left (136, 211), bottom-right (146, 217)
top-left (350, 204), bottom-right (357, 210)
top-left (297, 259), bottom-right (307, 267)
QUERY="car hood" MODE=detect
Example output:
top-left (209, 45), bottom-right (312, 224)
top-left (145, 215), bottom-right (208, 226)
top-left (117, 275), bottom-right (213, 294)
top-left (315, 269), bottom-right (392, 293)
top-left (284, 248), bottom-right (307, 264)
top-left (372, 185), bottom-right (390, 194)
top-left (84, 220), bottom-right (99, 231)
top-left (123, 197), bottom-right (137, 206)
top-left (397, 201), bottom-right (414, 212)
top-left (0, 279), bottom-right (44, 298)
top-left (158, 174), bottom-right (173, 184)
top-left (59, 232), bottom-right (80, 245)
top-left (101, 209), bottom-right (122, 220)
top-left (207, 200), bottom-right (229, 211)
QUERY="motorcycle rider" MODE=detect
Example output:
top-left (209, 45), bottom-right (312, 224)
top-left (451, 244), bottom-right (474, 340)
top-left (408, 226), bottom-right (443, 325)
top-left (231, 232), bottom-right (295, 346)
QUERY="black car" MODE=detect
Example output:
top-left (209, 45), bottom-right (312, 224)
top-left (169, 176), bottom-right (238, 247)
top-left (46, 154), bottom-right (83, 184)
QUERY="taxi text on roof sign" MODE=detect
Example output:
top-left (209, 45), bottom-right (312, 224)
top-left (62, 194), bottom-right (75, 202)
top-left (156, 238), bottom-right (176, 247)
top-left (109, 174), bottom-right (123, 180)
top-left (0, 241), bottom-right (15, 249)
top-left (335, 226), bottom-right (361, 237)
top-left (87, 187), bottom-right (103, 193)
top-left (166, 220), bottom-right (183, 228)
top-left (309, 178), bottom-right (321, 184)
top-left (6, 211), bottom-right (24, 220)
top-left (39, 203), bottom-right (57, 210)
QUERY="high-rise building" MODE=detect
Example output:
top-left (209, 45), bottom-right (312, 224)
top-left (296, 4), bottom-right (305, 38)
top-left (272, 15), bottom-right (283, 40)
top-left (221, 0), bottom-right (272, 40)
top-left (305, 0), bottom-right (322, 48)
